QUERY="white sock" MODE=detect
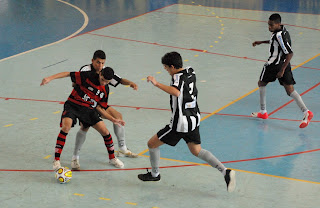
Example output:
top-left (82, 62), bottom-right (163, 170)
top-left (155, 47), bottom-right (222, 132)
top-left (73, 129), bottom-right (87, 158)
top-left (290, 90), bottom-right (308, 113)
top-left (113, 124), bottom-right (127, 151)
top-left (259, 86), bottom-right (267, 114)
top-left (149, 147), bottom-right (160, 177)
top-left (197, 149), bottom-right (226, 175)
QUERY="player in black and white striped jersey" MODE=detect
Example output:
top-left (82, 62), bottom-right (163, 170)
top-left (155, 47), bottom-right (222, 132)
top-left (138, 52), bottom-right (236, 193)
top-left (251, 13), bottom-right (313, 128)
top-left (71, 50), bottom-right (139, 170)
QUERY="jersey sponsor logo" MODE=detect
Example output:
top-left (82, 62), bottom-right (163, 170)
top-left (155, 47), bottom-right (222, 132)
top-left (82, 94), bottom-right (97, 108)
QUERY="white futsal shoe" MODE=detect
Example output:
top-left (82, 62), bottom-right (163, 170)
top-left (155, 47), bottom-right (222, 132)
top-left (109, 157), bottom-right (124, 168)
top-left (116, 149), bottom-right (139, 158)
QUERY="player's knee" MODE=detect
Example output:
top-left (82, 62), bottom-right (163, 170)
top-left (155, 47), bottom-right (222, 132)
top-left (190, 148), bottom-right (199, 156)
top-left (115, 112), bottom-right (123, 120)
top-left (147, 140), bottom-right (157, 149)
top-left (61, 126), bottom-right (71, 133)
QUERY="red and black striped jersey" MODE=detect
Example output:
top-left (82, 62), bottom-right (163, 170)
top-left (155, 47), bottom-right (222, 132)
top-left (68, 71), bottom-right (109, 109)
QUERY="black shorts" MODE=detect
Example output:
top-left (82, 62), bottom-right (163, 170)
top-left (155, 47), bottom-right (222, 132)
top-left (60, 101), bottom-right (102, 128)
top-left (157, 125), bottom-right (201, 146)
top-left (259, 62), bottom-right (296, 85)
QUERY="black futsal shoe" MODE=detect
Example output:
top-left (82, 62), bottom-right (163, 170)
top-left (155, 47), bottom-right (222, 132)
top-left (138, 170), bottom-right (161, 182)
top-left (224, 169), bottom-right (236, 192)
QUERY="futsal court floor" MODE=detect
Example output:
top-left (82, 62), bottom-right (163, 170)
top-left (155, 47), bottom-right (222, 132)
top-left (0, 0), bottom-right (319, 207)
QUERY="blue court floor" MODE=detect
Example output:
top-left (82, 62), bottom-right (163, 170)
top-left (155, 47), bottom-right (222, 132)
top-left (0, 1), bottom-right (320, 208)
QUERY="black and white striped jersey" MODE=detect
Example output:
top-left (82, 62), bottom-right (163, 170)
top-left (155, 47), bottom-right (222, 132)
top-left (267, 25), bottom-right (293, 65)
top-left (79, 64), bottom-right (122, 87)
top-left (169, 66), bottom-right (201, 133)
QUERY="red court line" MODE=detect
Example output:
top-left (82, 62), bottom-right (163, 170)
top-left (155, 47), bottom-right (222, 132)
top-left (269, 82), bottom-right (320, 116)
top-left (180, 3), bottom-right (320, 16)
top-left (0, 96), bottom-right (212, 115)
top-left (156, 11), bottom-right (320, 31)
top-left (1, 97), bottom-right (319, 122)
top-left (87, 33), bottom-right (266, 62)
top-left (1, 148), bottom-right (320, 172)
top-left (87, 33), bottom-right (320, 71)
top-left (214, 113), bottom-right (320, 122)
top-left (223, 148), bottom-right (320, 164)
top-left (0, 164), bottom-right (199, 172)
top-left (69, 4), bottom-right (177, 39)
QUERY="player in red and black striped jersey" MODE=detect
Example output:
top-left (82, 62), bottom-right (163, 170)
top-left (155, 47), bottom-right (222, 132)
top-left (71, 50), bottom-right (139, 171)
top-left (41, 67), bottom-right (125, 170)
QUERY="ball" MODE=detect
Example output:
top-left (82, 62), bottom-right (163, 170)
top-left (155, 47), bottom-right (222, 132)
top-left (55, 167), bottom-right (72, 184)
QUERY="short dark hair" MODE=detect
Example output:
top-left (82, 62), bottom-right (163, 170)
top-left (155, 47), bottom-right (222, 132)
top-left (161, 52), bottom-right (183, 69)
top-left (93, 50), bottom-right (106, 60)
top-left (269, 13), bottom-right (281, 24)
top-left (101, 67), bottom-right (114, 80)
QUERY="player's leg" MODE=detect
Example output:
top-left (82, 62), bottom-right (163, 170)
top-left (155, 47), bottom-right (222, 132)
top-left (283, 84), bottom-right (313, 128)
top-left (280, 65), bottom-right (313, 128)
top-left (71, 124), bottom-right (89, 170)
top-left (138, 134), bottom-right (164, 181)
top-left (252, 64), bottom-right (273, 119)
top-left (53, 117), bottom-right (73, 170)
top-left (106, 106), bottom-right (138, 158)
top-left (188, 142), bottom-right (236, 192)
top-left (92, 121), bottom-right (124, 168)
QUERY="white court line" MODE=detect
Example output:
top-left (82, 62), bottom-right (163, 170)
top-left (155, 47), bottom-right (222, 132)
top-left (0, 0), bottom-right (89, 63)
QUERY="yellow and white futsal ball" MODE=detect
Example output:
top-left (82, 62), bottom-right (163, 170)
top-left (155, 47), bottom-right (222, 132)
top-left (55, 167), bottom-right (72, 184)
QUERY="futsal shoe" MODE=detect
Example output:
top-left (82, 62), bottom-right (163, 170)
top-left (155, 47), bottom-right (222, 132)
top-left (224, 169), bottom-right (236, 193)
top-left (251, 112), bottom-right (268, 119)
top-left (109, 157), bottom-right (124, 168)
top-left (71, 159), bottom-right (80, 170)
top-left (138, 170), bottom-right (161, 182)
top-left (116, 149), bottom-right (139, 158)
top-left (53, 160), bottom-right (61, 171)
top-left (299, 110), bottom-right (313, 128)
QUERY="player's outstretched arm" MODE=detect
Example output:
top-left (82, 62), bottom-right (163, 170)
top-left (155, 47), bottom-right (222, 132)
top-left (252, 40), bottom-right (270, 47)
top-left (40, 72), bottom-right (71, 86)
top-left (147, 76), bottom-right (180, 97)
top-left (120, 78), bottom-right (138, 90)
top-left (96, 105), bottom-right (125, 127)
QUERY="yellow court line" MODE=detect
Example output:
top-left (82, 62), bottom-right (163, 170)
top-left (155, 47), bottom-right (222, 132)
top-left (99, 197), bottom-right (111, 201)
top-left (43, 155), bottom-right (51, 159)
top-left (73, 193), bottom-right (84, 196)
top-left (29, 118), bottom-right (38, 121)
top-left (140, 154), bottom-right (320, 185)
top-left (138, 149), bottom-right (150, 156)
top-left (0, 0), bottom-right (89, 63)
top-left (231, 168), bottom-right (320, 185)
top-left (3, 124), bottom-right (14, 127)
top-left (126, 202), bottom-right (137, 205)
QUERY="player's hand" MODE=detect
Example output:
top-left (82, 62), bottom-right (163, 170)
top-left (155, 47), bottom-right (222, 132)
top-left (252, 41), bottom-right (261, 47)
top-left (147, 76), bottom-right (158, 86)
top-left (113, 118), bottom-right (125, 127)
top-left (276, 70), bottom-right (285, 78)
top-left (40, 77), bottom-right (51, 86)
top-left (130, 82), bottom-right (138, 90)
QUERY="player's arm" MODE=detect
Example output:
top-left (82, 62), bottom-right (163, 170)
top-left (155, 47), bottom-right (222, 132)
top-left (120, 78), bottom-right (138, 90)
top-left (96, 105), bottom-right (125, 127)
top-left (277, 52), bottom-right (293, 78)
top-left (40, 72), bottom-right (70, 86)
top-left (147, 76), bottom-right (180, 97)
top-left (252, 40), bottom-right (270, 47)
